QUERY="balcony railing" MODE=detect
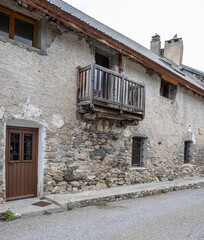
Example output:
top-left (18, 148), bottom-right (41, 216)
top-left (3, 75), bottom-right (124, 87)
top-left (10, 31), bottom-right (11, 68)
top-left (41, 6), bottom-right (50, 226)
top-left (77, 61), bottom-right (145, 118)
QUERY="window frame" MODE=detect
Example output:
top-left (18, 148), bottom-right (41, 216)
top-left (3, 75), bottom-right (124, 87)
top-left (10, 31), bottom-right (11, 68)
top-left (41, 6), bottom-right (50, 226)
top-left (0, 6), bottom-right (37, 47)
top-left (132, 137), bottom-right (142, 167)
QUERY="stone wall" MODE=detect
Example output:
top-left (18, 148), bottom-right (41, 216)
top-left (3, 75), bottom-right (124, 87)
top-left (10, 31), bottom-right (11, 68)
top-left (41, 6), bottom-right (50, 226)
top-left (0, 1), bottom-right (203, 202)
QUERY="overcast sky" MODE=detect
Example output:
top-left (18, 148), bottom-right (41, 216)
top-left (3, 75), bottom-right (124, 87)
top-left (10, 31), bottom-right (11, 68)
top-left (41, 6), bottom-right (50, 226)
top-left (63, 0), bottom-right (204, 71)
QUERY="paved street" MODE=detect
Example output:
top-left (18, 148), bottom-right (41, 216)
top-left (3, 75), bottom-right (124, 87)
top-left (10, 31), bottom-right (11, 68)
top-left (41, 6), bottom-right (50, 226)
top-left (1, 187), bottom-right (204, 240)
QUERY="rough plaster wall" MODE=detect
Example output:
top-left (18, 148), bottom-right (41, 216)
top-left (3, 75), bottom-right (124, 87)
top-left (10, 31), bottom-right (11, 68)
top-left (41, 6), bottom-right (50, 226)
top-left (0, 6), bottom-right (203, 201)
top-left (0, 17), bottom-right (93, 201)
top-left (123, 58), bottom-right (204, 166)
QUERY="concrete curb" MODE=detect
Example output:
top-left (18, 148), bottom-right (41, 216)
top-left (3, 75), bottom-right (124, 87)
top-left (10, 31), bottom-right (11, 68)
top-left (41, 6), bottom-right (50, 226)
top-left (45, 178), bottom-right (204, 210)
top-left (1, 178), bottom-right (203, 220)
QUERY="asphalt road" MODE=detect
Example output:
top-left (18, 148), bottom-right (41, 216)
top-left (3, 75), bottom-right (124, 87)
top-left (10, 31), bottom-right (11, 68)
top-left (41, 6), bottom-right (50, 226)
top-left (1, 187), bottom-right (204, 240)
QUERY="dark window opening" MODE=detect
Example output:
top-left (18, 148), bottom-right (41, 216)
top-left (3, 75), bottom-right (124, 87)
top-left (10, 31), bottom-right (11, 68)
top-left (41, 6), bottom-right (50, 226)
top-left (0, 7), bottom-right (36, 47)
top-left (94, 53), bottom-right (110, 98)
top-left (160, 79), bottom-right (177, 99)
top-left (0, 11), bottom-right (10, 38)
top-left (184, 141), bottom-right (193, 164)
top-left (95, 53), bottom-right (109, 68)
top-left (14, 18), bottom-right (34, 46)
top-left (160, 80), bottom-right (169, 98)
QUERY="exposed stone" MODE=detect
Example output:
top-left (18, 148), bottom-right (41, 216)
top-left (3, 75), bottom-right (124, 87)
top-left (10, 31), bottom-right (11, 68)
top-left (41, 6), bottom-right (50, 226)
top-left (70, 181), bottom-right (80, 187)
top-left (53, 175), bottom-right (64, 182)
top-left (72, 187), bottom-right (79, 192)
top-left (96, 182), bottom-right (107, 189)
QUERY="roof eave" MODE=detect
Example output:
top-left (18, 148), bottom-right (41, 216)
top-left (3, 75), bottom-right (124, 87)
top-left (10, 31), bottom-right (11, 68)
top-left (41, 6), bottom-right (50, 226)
top-left (21, 0), bottom-right (204, 97)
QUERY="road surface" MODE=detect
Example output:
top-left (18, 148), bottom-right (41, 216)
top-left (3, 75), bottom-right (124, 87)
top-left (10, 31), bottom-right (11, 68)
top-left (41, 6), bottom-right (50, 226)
top-left (1, 187), bottom-right (204, 240)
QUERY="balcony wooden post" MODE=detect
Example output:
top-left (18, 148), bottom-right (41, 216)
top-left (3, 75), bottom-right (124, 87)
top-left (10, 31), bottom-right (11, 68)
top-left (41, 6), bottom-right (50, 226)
top-left (120, 74), bottom-right (124, 114)
top-left (90, 60), bottom-right (95, 108)
top-left (77, 66), bottom-right (81, 102)
top-left (142, 85), bottom-right (146, 119)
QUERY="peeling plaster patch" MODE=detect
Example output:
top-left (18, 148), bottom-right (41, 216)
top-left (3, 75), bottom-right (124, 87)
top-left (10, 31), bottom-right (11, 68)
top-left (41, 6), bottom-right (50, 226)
top-left (52, 114), bottom-right (64, 128)
top-left (23, 104), bottom-right (42, 118)
top-left (188, 125), bottom-right (192, 132)
top-left (123, 129), bottom-right (131, 137)
top-left (192, 133), bottom-right (196, 144)
top-left (0, 107), bottom-right (5, 119)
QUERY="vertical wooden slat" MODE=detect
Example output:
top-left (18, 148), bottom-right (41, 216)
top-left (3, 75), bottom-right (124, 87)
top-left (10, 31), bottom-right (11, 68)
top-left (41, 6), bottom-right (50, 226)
top-left (90, 61), bottom-right (95, 108)
top-left (133, 83), bottom-right (136, 107)
top-left (124, 79), bottom-right (127, 105)
top-left (9, 14), bottom-right (15, 39)
top-left (77, 67), bottom-right (81, 100)
top-left (81, 71), bottom-right (84, 98)
top-left (88, 69), bottom-right (90, 95)
top-left (120, 75), bottom-right (124, 113)
top-left (101, 71), bottom-right (104, 98)
top-left (104, 72), bottom-right (107, 99)
top-left (116, 77), bottom-right (119, 102)
top-left (131, 82), bottom-right (133, 106)
top-left (140, 86), bottom-right (142, 108)
top-left (97, 69), bottom-right (100, 97)
top-left (84, 70), bottom-right (87, 97)
top-left (108, 74), bottom-right (111, 100)
top-left (113, 76), bottom-right (115, 101)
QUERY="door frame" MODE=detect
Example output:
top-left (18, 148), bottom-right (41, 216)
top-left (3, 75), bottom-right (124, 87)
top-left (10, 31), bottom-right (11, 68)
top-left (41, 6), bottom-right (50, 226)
top-left (5, 126), bottom-right (39, 201)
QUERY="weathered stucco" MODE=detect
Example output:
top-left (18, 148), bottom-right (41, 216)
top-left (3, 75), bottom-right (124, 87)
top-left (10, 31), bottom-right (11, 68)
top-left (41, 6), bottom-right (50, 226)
top-left (0, 1), bottom-right (203, 203)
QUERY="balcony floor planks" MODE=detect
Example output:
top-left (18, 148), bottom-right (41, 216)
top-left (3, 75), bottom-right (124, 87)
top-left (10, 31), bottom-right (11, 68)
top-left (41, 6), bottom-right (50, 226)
top-left (78, 100), bottom-right (143, 121)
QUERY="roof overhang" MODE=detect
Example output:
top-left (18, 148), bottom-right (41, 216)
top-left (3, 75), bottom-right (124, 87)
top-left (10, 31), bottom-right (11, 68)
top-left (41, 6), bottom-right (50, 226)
top-left (21, 0), bottom-right (204, 97)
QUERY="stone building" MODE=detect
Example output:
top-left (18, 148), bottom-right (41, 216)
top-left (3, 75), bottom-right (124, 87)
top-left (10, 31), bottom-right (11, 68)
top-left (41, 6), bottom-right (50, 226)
top-left (0, 0), bottom-right (203, 204)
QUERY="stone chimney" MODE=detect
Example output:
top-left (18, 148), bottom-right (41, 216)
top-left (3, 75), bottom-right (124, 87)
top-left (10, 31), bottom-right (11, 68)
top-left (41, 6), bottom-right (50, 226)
top-left (150, 34), bottom-right (161, 56)
top-left (163, 35), bottom-right (183, 65)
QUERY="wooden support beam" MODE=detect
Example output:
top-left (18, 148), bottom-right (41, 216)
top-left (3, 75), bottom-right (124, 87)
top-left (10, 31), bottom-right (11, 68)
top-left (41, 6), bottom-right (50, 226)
top-left (162, 74), bottom-right (178, 85)
top-left (29, 5), bottom-right (34, 11)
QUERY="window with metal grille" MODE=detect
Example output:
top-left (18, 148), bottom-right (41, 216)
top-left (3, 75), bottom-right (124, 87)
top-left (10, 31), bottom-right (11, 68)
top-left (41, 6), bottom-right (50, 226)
top-left (132, 137), bottom-right (142, 166)
top-left (184, 141), bottom-right (193, 164)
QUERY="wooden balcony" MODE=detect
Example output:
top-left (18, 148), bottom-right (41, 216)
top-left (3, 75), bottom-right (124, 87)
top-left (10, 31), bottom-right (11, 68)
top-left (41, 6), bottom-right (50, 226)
top-left (77, 61), bottom-right (145, 124)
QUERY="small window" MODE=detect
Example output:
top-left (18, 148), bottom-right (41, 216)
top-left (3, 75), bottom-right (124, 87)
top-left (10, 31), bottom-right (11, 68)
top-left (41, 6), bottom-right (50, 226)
top-left (184, 141), bottom-right (193, 164)
top-left (95, 53), bottom-right (109, 68)
top-left (132, 137), bottom-right (147, 167)
top-left (160, 80), bottom-right (169, 98)
top-left (160, 79), bottom-right (177, 99)
top-left (0, 7), bottom-right (37, 47)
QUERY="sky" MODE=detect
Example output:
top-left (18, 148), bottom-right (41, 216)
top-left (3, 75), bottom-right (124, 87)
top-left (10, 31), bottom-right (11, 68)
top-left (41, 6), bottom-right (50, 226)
top-left (63, 0), bottom-right (204, 71)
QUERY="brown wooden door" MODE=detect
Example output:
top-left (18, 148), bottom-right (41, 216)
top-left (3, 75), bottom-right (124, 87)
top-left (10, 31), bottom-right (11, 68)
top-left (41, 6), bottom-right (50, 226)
top-left (6, 126), bottom-right (38, 201)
